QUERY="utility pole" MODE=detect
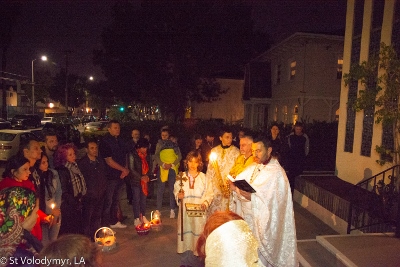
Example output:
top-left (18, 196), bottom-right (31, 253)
top-left (64, 50), bottom-right (72, 115)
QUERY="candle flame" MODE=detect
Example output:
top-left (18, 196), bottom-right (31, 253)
top-left (209, 152), bottom-right (217, 162)
top-left (51, 203), bottom-right (55, 209)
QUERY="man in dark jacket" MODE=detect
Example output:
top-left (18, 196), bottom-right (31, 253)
top-left (99, 120), bottom-right (129, 229)
top-left (78, 139), bottom-right (107, 239)
top-left (286, 122), bottom-right (309, 193)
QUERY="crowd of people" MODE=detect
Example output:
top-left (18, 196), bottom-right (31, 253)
top-left (0, 119), bottom-right (309, 267)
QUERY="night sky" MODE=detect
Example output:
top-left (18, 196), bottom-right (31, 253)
top-left (5, 0), bottom-right (347, 82)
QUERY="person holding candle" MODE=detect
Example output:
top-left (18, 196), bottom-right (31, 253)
top-left (0, 186), bottom-right (43, 262)
top-left (206, 126), bottom-right (239, 217)
top-left (174, 151), bottom-right (214, 266)
top-left (0, 154), bottom-right (51, 243)
top-left (54, 143), bottom-right (87, 235)
top-left (35, 152), bottom-right (62, 245)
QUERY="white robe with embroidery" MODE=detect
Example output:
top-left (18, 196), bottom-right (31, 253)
top-left (206, 145), bottom-right (240, 217)
top-left (232, 159), bottom-right (298, 267)
top-left (174, 172), bottom-right (214, 255)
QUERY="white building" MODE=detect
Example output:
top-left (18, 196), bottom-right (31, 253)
top-left (336, 0), bottom-right (398, 184)
top-left (244, 32), bottom-right (343, 129)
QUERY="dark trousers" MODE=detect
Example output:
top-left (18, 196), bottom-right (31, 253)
top-left (131, 182), bottom-right (147, 219)
top-left (156, 169), bottom-right (177, 210)
top-left (125, 177), bottom-right (133, 203)
top-left (82, 191), bottom-right (106, 240)
top-left (59, 198), bottom-right (83, 235)
top-left (103, 179), bottom-right (124, 225)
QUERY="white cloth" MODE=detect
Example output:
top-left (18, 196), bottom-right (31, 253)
top-left (232, 159), bottom-right (298, 267)
top-left (206, 145), bottom-right (240, 216)
top-left (174, 172), bottom-right (214, 255)
top-left (205, 220), bottom-right (262, 267)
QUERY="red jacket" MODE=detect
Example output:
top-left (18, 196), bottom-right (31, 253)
top-left (0, 177), bottom-right (47, 241)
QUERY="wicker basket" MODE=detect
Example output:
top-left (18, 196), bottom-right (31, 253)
top-left (135, 225), bottom-right (151, 236)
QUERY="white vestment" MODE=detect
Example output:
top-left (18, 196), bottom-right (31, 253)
top-left (205, 220), bottom-right (263, 267)
top-left (232, 159), bottom-right (298, 267)
top-left (174, 172), bottom-right (214, 255)
top-left (206, 145), bottom-right (240, 217)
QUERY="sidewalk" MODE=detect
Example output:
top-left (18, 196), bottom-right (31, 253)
top-left (101, 186), bottom-right (338, 267)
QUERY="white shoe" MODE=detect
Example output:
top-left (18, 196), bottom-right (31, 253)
top-left (142, 216), bottom-right (149, 224)
top-left (134, 218), bottom-right (141, 227)
top-left (110, 221), bottom-right (127, 229)
top-left (170, 209), bottom-right (175, 219)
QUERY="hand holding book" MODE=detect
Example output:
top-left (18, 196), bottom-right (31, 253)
top-left (227, 174), bottom-right (256, 193)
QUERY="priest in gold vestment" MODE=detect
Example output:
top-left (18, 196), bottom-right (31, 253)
top-left (229, 135), bottom-right (255, 178)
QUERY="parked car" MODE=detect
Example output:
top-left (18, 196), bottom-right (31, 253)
top-left (11, 114), bottom-right (41, 129)
top-left (84, 121), bottom-right (108, 133)
top-left (41, 117), bottom-right (55, 126)
top-left (0, 130), bottom-right (39, 161)
top-left (81, 115), bottom-right (97, 124)
top-left (0, 118), bottom-right (12, 129)
top-left (42, 122), bottom-right (81, 146)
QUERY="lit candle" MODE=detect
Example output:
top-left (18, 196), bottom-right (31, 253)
top-left (209, 152), bottom-right (217, 162)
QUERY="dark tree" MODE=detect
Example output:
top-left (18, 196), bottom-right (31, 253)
top-left (94, 1), bottom-right (270, 120)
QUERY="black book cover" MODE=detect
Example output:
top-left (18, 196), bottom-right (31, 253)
top-left (233, 179), bottom-right (256, 193)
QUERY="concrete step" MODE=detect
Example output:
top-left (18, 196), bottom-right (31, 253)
top-left (298, 234), bottom-right (400, 267)
top-left (297, 239), bottom-right (347, 267)
top-left (318, 234), bottom-right (400, 267)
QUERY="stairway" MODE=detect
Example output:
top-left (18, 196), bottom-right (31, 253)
top-left (297, 233), bottom-right (400, 267)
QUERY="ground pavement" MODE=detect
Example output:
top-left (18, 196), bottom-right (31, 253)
top-left (101, 185), bottom-right (338, 267)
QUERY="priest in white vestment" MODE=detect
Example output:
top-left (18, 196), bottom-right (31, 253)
top-left (230, 138), bottom-right (298, 267)
top-left (206, 128), bottom-right (239, 217)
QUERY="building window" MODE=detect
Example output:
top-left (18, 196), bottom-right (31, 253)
top-left (292, 105), bottom-right (299, 124)
top-left (289, 60), bottom-right (296, 80)
top-left (276, 64), bottom-right (281, 84)
top-left (274, 106), bottom-right (278, 121)
top-left (345, 36), bottom-right (361, 153)
top-left (337, 56), bottom-right (343, 79)
top-left (282, 105), bottom-right (288, 123)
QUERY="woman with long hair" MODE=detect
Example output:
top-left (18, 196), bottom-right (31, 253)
top-left (54, 143), bottom-right (87, 235)
top-left (0, 154), bottom-right (50, 243)
top-left (267, 122), bottom-right (285, 167)
top-left (35, 152), bottom-right (62, 245)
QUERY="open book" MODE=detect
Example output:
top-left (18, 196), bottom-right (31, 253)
top-left (227, 174), bottom-right (256, 193)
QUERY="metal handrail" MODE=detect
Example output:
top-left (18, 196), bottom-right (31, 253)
top-left (347, 165), bottom-right (400, 234)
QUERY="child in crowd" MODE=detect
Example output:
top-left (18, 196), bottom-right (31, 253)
top-left (155, 128), bottom-right (182, 218)
top-left (174, 151), bottom-right (214, 267)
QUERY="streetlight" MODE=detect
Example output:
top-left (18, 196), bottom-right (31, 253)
top-left (86, 76), bottom-right (94, 113)
top-left (31, 55), bottom-right (48, 114)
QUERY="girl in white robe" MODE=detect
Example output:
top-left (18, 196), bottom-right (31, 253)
top-left (174, 151), bottom-right (214, 263)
